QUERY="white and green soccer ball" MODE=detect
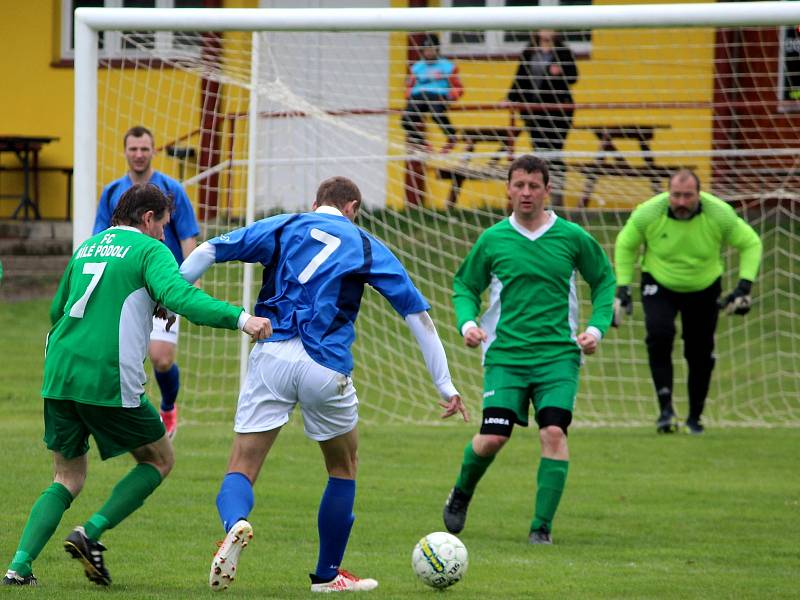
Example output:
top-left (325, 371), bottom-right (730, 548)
top-left (411, 531), bottom-right (468, 589)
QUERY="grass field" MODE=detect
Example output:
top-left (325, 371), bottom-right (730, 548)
top-left (1, 299), bottom-right (799, 598)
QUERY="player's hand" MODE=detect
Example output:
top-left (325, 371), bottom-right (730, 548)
top-left (577, 331), bottom-right (599, 355)
top-left (718, 279), bottom-right (752, 315)
top-left (439, 394), bottom-right (469, 422)
top-left (243, 316), bottom-right (272, 341)
top-left (463, 326), bottom-right (488, 348)
top-left (612, 285), bottom-right (633, 327)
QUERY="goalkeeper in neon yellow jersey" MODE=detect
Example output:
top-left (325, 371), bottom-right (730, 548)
top-left (442, 155), bottom-right (616, 545)
top-left (2, 185), bottom-right (271, 588)
top-left (614, 169), bottom-right (762, 435)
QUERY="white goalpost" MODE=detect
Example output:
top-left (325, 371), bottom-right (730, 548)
top-left (73, 3), bottom-right (800, 427)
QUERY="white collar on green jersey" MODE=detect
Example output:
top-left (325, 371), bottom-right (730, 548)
top-left (509, 211), bottom-right (557, 241)
top-left (315, 205), bottom-right (344, 217)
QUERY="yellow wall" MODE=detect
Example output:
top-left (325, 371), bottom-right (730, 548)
top-left (0, 0), bottom-right (258, 220)
top-left (386, 0), bottom-right (716, 210)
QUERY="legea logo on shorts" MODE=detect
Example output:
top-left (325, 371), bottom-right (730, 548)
top-left (483, 417), bottom-right (510, 426)
top-left (643, 284), bottom-right (658, 296)
top-left (483, 390), bottom-right (495, 398)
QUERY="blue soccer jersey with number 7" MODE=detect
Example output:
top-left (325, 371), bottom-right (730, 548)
top-left (209, 211), bottom-right (430, 375)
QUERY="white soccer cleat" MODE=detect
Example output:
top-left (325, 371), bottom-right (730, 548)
top-left (310, 569), bottom-right (378, 593)
top-left (209, 520), bottom-right (253, 591)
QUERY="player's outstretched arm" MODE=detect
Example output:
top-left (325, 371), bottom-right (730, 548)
top-left (404, 311), bottom-right (468, 422)
top-left (179, 240), bottom-right (216, 282)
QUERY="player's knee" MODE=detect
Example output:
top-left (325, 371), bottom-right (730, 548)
top-left (536, 406), bottom-right (572, 435)
top-left (150, 354), bottom-right (174, 372)
top-left (55, 471), bottom-right (87, 498)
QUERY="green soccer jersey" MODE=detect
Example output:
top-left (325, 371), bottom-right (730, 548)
top-left (453, 213), bottom-right (616, 367)
top-left (614, 191), bottom-right (762, 292)
top-left (42, 226), bottom-right (244, 407)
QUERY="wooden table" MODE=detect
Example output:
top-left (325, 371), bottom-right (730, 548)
top-left (0, 135), bottom-right (60, 219)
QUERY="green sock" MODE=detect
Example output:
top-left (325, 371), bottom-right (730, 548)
top-left (9, 482), bottom-right (73, 577)
top-left (531, 457), bottom-right (569, 533)
top-left (454, 440), bottom-right (495, 496)
top-left (84, 463), bottom-right (162, 541)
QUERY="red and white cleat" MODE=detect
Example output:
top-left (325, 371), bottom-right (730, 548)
top-left (160, 406), bottom-right (178, 439)
top-left (209, 520), bottom-right (253, 591)
top-left (310, 569), bottom-right (379, 593)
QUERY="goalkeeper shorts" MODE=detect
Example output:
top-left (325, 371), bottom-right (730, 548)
top-left (482, 359), bottom-right (580, 427)
top-left (234, 337), bottom-right (358, 441)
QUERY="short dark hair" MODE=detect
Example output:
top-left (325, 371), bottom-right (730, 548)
top-left (507, 154), bottom-right (550, 185)
top-left (123, 125), bottom-right (155, 148)
top-left (315, 176), bottom-right (362, 212)
top-left (669, 168), bottom-right (701, 192)
top-left (421, 32), bottom-right (440, 48)
top-left (111, 184), bottom-right (172, 226)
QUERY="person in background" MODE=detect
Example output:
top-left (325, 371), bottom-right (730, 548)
top-left (401, 33), bottom-right (464, 153)
top-left (93, 125), bottom-right (200, 438)
top-left (508, 30), bottom-right (578, 206)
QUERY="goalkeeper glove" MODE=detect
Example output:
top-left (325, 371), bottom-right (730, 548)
top-left (718, 279), bottom-right (752, 315)
top-left (612, 285), bottom-right (633, 327)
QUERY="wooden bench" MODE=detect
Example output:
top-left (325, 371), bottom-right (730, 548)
top-left (572, 124), bottom-right (690, 207)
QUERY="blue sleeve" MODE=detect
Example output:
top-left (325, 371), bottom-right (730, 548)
top-left (93, 186), bottom-right (113, 234)
top-left (365, 235), bottom-right (430, 317)
top-left (211, 215), bottom-right (292, 265)
top-left (169, 183), bottom-right (200, 241)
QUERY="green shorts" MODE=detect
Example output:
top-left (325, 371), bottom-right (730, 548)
top-left (43, 397), bottom-right (166, 460)
top-left (483, 359), bottom-right (580, 426)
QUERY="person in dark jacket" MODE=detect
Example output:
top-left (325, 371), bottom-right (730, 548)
top-left (508, 30), bottom-right (578, 205)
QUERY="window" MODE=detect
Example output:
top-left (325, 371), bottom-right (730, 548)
top-left (60, 0), bottom-right (207, 61)
top-left (442, 0), bottom-right (593, 57)
top-left (779, 24), bottom-right (800, 111)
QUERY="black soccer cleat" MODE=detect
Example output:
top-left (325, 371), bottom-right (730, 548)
top-left (528, 528), bottom-right (553, 545)
top-left (685, 419), bottom-right (705, 435)
top-left (2, 570), bottom-right (38, 586)
top-left (656, 408), bottom-right (679, 434)
top-left (64, 526), bottom-right (112, 586)
top-left (443, 487), bottom-right (472, 534)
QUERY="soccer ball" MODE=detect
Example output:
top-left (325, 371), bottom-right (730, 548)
top-left (411, 531), bottom-right (468, 589)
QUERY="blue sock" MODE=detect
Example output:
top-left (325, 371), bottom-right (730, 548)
top-left (315, 477), bottom-right (356, 581)
top-left (216, 472), bottom-right (254, 533)
top-left (155, 363), bottom-right (180, 412)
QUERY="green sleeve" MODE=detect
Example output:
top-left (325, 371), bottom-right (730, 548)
top-left (143, 244), bottom-right (243, 330)
top-left (576, 229), bottom-right (616, 336)
top-left (614, 213), bottom-right (644, 287)
top-left (727, 217), bottom-right (762, 282)
top-left (49, 260), bottom-right (74, 325)
top-left (452, 235), bottom-right (491, 332)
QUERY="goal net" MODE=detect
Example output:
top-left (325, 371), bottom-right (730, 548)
top-left (80, 4), bottom-right (800, 427)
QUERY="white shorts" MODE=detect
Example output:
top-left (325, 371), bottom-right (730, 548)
top-left (235, 337), bottom-right (358, 441)
top-left (150, 314), bottom-right (180, 344)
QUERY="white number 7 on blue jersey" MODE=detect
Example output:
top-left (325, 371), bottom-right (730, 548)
top-left (298, 228), bottom-right (341, 284)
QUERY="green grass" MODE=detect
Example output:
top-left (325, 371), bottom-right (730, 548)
top-left (1, 300), bottom-right (799, 598)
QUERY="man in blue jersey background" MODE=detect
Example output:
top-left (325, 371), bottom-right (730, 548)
top-left (93, 126), bottom-right (200, 438)
top-left (180, 176), bottom-right (467, 593)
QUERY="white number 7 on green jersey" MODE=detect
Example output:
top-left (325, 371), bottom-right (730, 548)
top-left (69, 262), bottom-right (107, 318)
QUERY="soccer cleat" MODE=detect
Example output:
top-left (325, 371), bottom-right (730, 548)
top-left (656, 408), bottom-right (679, 434)
top-left (310, 569), bottom-right (378, 593)
top-left (443, 487), bottom-right (472, 534)
top-left (685, 419), bottom-right (705, 435)
top-left (64, 526), bottom-right (111, 586)
top-left (160, 406), bottom-right (178, 439)
top-left (209, 519), bottom-right (253, 591)
top-left (528, 529), bottom-right (553, 545)
top-left (2, 570), bottom-right (38, 586)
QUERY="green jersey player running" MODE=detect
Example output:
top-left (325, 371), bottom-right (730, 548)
top-left (442, 155), bottom-right (615, 544)
top-left (2, 184), bottom-right (271, 587)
